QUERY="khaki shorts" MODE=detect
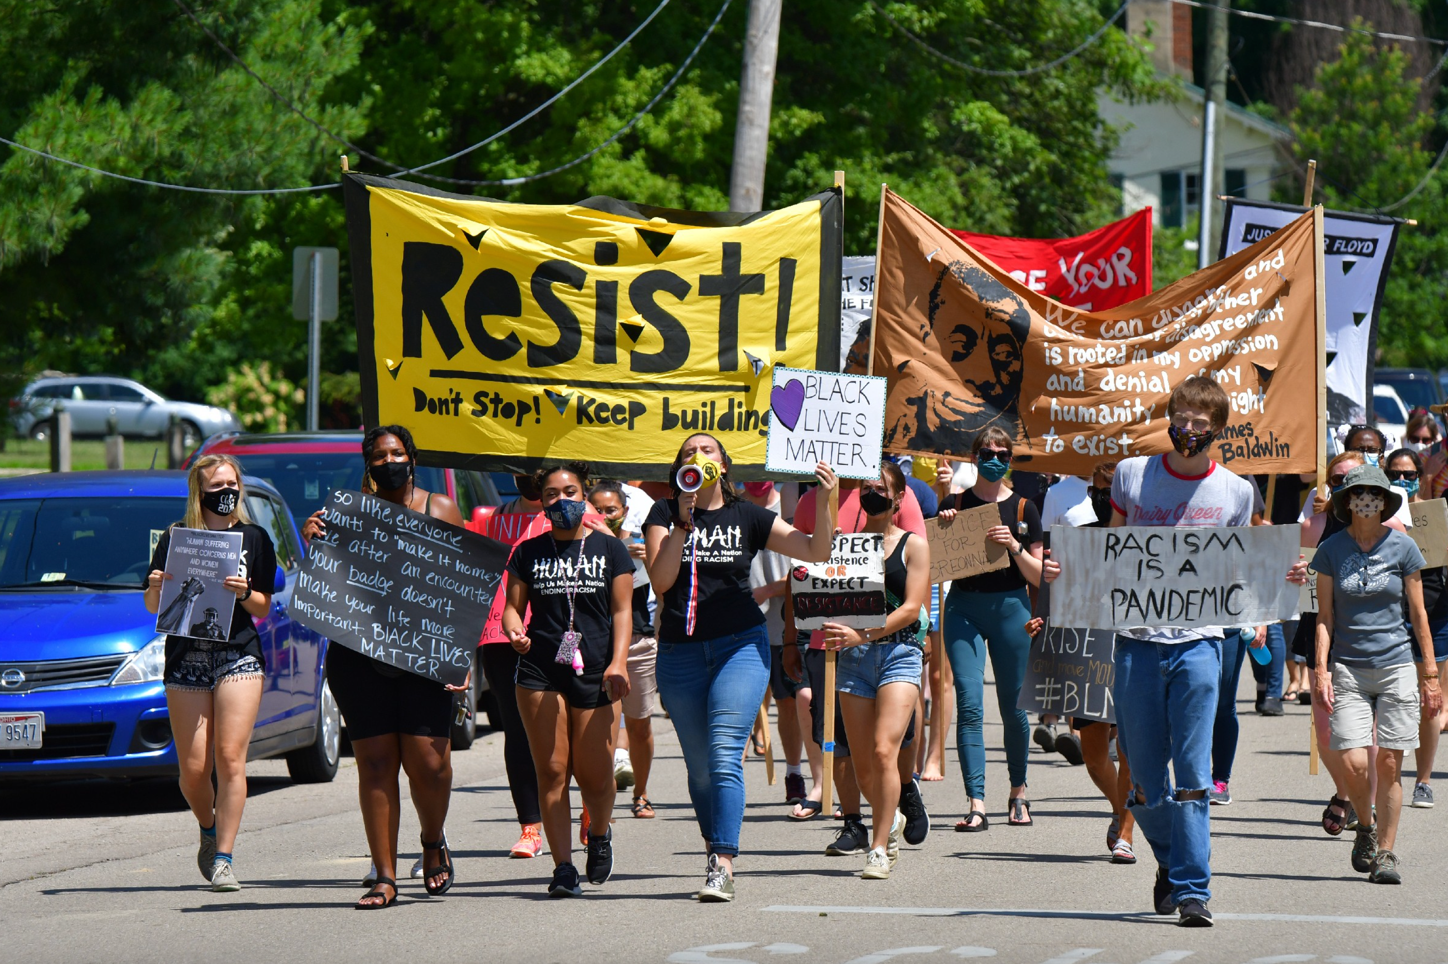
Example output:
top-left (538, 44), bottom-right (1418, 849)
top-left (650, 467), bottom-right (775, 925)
top-left (621, 634), bottom-right (658, 720)
top-left (1329, 662), bottom-right (1421, 752)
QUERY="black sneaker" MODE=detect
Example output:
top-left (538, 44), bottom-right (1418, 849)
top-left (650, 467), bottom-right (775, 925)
top-left (1033, 722), bottom-right (1057, 753)
top-left (1258, 697), bottom-right (1285, 717)
top-left (1055, 731), bottom-right (1085, 766)
top-left (1368, 848), bottom-right (1402, 884)
top-left (899, 777), bottom-right (930, 845)
top-left (1177, 898), bottom-right (1213, 927)
top-left (585, 829), bottom-right (613, 885)
top-left (825, 815), bottom-right (870, 856)
top-left (548, 861), bottom-right (583, 898)
top-left (1351, 825), bottom-right (1378, 874)
top-left (1153, 865), bottom-right (1175, 915)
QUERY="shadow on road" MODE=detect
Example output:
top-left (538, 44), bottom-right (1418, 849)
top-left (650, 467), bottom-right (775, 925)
top-left (0, 775), bottom-right (296, 820)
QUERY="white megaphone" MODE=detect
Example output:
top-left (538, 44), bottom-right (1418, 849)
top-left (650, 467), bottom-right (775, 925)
top-left (675, 455), bottom-right (722, 493)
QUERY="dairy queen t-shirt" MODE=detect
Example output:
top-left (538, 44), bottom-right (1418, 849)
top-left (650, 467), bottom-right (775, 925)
top-left (506, 531), bottom-right (634, 667)
top-left (644, 498), bottom-right (777, 641)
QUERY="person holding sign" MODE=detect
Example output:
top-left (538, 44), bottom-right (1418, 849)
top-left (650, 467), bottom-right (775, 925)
top-left (643, 433), bottom-right (838, 903)
top-left (503, 463), bottom-right (633, 898)
top-left (827, 462), bottom-right (931, 879)
top-left (144, 455), bottom-right (275, 894)
top-left (936, 426), bottom-right (1045, 830)
top-left (1311, 464), bottom-right (1444, 886)
top-left (302, 426), bottom-right (468, 909)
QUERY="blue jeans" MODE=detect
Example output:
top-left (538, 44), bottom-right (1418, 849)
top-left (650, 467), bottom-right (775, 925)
top-left (656, 624), bottom-right (770, 857)
top-left (943, 588), bottom-right (1032, 798)
top-left (1115, 634), bottom-right (1220, 906)
top-left (1249, 622), bottom-right (1287, 701)
top-left (1212, 629), bottom-right (1249, 784)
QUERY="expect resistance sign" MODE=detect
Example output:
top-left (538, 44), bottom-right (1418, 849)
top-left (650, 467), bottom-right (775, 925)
top-left (344, 174), bottom-right (842, 479)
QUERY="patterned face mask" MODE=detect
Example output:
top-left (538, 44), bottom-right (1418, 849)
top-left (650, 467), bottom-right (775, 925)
top-left (1349, 491), bottom-right (1386, 519)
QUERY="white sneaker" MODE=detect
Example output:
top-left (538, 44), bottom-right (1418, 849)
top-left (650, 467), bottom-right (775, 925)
top-left (615, 752), bottom-right (635, 791)
top-left (210, 860), bottom-right (240, 892)
top-left (862, 847), bottom-right (891, 880)
top-left (886, 810), bottom-right (906, 867)
top-left (363, 855), bottom-right (425, 885)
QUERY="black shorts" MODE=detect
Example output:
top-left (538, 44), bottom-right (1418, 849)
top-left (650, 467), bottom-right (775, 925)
top-left (1071, 717), bottom-right (1102, 730)
top-left (770, 645), bottom-right (804, 701)
top-left (327, 643), bottom-right (454, 741)
top-left (516, 648), bottom-right (616, 710)
top-left (804, 649), bottom-right (916, 759)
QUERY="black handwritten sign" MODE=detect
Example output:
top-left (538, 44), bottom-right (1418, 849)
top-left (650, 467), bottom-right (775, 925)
top-left (1049, 524), bottom-right (1302, 631)
top-left (789, 532), bottom-right (887, 631)
top-left (289, 489), bottom-right (510, 685)
top-left (1018, 623), bottom-right (1117, 724)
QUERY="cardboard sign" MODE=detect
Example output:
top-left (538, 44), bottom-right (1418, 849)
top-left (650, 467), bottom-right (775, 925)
top-left (766, 367), bottom-right (887, 480)
top-left (1299, 546), bottom-right (1319, 615)
top-left (924, 503), bottom-right (1010, 584)
top-left (343, 172), bottom-right (843, 480)
top-left (290, 490), bottom-right (510, 685)
top-left (873, 188), bottom-right (1322, 475)
top-left (1049, 524), bottom-right (1303, 631)
top-left (1409, 498), bottom-right (1448, 569)
top-left (789, 532), bottom-right (888, 631)
top-left (155, 528), bottom-right (243, 639)
top-left (1019, 624), bottom-right (1117, 723)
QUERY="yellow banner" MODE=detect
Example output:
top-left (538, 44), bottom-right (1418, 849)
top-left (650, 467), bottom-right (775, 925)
top-left (344, 175), bottom-right (842, 478)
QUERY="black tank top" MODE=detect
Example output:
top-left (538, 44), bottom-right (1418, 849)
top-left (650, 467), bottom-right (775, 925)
top-left (884, 531), bottom-right (911, 603)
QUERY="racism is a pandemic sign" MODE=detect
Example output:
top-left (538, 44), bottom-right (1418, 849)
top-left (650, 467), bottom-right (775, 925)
top-left (344, 174), bottom-right (842, 479)
top-left (871, 189), bottom-right (1323, 475)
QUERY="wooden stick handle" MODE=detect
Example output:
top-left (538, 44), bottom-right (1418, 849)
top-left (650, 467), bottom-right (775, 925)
top-left (821, 647), bottom-right (837, 814)
top-left (757, 701), bottom-right (776, 785)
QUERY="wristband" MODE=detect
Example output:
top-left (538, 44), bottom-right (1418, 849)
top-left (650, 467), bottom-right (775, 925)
top-left (240, 587), bottom-right (253, 602)
top-left (1424, 672), bottom-right (1439, 680)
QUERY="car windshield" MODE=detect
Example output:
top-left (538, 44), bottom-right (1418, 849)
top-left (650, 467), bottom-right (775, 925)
top-left (1379, 376), bottom-right (1436, 414)
top-left (1375, 392), bottom-right (1409, 425)
top-left (0, 497), bottom-right (186, 589)
top-left (227, 451), bottom-right (445, 531)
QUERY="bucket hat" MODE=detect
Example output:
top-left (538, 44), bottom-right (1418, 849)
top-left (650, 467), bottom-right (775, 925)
top-left (1329, 463), bottom-right (1403, 523)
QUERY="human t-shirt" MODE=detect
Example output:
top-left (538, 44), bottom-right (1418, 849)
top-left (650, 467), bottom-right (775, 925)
top-left (1309, 528), bottom-right (1424, 668)
top-left (643, 498), bottom-right (777, 641)
top-left (506, 531), bottom-right (633, 669)
top-left (1108, 455), bottom-right (1256, 643)
top-left (147, 522), bottom-right (276, 678)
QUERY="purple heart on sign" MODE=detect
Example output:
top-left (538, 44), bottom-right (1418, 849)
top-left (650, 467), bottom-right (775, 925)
top-left (770, 378), bottom-right (805, 432)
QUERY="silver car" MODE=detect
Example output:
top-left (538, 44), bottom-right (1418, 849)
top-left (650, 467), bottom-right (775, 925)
top-left (12, 376), bottom-right (241, 447)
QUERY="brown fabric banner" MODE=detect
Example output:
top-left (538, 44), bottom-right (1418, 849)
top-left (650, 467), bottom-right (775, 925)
top-left (871, 188), bottom-right (1322, 475)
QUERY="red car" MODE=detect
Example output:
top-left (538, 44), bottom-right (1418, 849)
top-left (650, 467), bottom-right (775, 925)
top-left (187, 431), bottom-right (511, 748)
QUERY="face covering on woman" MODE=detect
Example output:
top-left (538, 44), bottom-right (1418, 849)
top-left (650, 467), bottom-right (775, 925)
top-left (1393, 478), bottom-right (1421, 498)
top-left (858, 488), bottom-right (893, 516)
top-left (544, 498), bottom-right (588, 531)
top-left (976, 455), bottom-right (1010, 483)
top-left (1406, 440), bottom-right (1433, 455)
top-left (201, 487), bottom-right (239, 516)
top-left (1349, 491), bottom-right (1386, 519)
top-left (368, 460), bottom-right (411, 491)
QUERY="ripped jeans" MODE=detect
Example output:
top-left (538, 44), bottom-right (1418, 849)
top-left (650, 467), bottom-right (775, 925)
top-left (1114, 634), bottom-right (1221, 906)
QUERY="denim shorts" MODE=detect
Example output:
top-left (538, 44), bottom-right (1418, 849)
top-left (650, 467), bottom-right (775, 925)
top-left (164, 640), bottom-right (263, 691)
top-left (836, 638), bottom-right (923, 700)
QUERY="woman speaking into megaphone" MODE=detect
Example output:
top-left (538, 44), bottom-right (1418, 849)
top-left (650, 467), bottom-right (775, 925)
top-left (643, 432), bottom-right (838, 903)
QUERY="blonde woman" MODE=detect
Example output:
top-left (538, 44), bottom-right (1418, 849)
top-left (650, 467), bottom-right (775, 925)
top-left (144, 454), bottom-right (276, 892)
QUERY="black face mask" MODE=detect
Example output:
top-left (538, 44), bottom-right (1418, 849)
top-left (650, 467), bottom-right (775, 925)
top-left (201, 487), bottom-right (239, 516)
top-left (1167, 424), bottom-right (1217, 458)
top-left (514, 474), bottom-right (542, 502)
top-left (859, 488), bottom-right (893, 517)
top-left (368, 460), bottom-right (412, 491)
top-left (1088, 486), bottom-right (1113, 525)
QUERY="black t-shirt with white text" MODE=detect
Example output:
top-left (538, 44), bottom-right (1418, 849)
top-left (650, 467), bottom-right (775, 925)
top-left (507, 531), bottom-right (633, 669)
top-left (643, 498), bottom-right (776, 641)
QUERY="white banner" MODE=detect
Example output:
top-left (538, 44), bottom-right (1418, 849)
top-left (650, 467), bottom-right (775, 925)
top-left (841, 255), bottom-right (875, 371)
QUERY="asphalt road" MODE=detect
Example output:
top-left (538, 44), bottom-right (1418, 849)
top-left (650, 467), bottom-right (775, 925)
top-left (4, 670), bottom-right (1447, 964)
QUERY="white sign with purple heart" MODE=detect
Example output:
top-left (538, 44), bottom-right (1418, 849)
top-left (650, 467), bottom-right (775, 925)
top-left (764, 366), bottom-right (887, 480)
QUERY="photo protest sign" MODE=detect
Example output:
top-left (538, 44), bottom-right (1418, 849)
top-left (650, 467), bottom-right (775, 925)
top-left (1049, 524), bottom-right (1303, 631)
top-left (290, 490), bottom-right (510, 685)
top-left (1019, 578), bottom-right (1117, 722)
top-left (841, 255), bottom-right (875, 371)
top-left (1221, 199), bottom-right (1400, 425)
top-left (1410, 498), bottom-right (1448, 569)
top-left (924, 504), bottom-right (1010, 584)
top-left (765, 367), bottom-right (886, 479)
top-left (871, 188), bottom-right (1323, 475)
top-left (1300, 546), bottom-right (1318, 614)
top-left (789, 533), bottom-right (888, 631)
top-left (155, 528), bottom-right (243, 639)
top-left (343, 173), bottom-right (842, 480)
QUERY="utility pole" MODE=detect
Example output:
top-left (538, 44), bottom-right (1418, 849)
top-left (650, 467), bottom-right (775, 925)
top-left (729, 0), bottom-right (783, 212)
top-left (1197, 0), bottom-right (1229, 268)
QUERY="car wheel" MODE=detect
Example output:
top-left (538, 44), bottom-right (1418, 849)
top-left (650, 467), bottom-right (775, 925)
top-left (180, 419), bottom-right (202, 449)
top-left (286, 679), bottom-right (341, 783)
top-left (29, 423), bottom-right (49, 442)
top-left (450, 652), bottom-right (481, 750)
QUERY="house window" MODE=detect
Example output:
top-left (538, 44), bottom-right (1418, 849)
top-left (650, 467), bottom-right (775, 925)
top-left (1184, 172), bottom-right (1201, 209)
top-left (1161, 171), bottom-right (1183, 228)
top-left (1225, 168), bottom-right (1247, 197)
top-left (1109, 173), bottom-right (1124, 216)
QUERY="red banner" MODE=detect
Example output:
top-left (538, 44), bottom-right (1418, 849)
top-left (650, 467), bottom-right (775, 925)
top-left (467, 508), bottom-right (608, 645)
top-left (950, 208), bottom-right (1152, 312)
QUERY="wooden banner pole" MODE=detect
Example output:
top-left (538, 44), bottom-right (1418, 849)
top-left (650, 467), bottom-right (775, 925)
top-left (757, 700), bottom-right (776, 785)
top-left (820, 485), bottom-right (841, 814)
top-left (1311, 194), bottom-right (1328, 776)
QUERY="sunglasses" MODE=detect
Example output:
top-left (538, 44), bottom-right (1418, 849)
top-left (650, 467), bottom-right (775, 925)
top-left (1409, 435), bottom-right (1435, 444)
top-left (978, 449), bottom-right (1013, 463)
top-left (1386, 470), bottom-right (1420, 482)
top-left (1328, 474), bottom-right (1348, 487)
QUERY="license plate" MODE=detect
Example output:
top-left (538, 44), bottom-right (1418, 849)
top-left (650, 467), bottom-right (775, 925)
top-left (0, 712), bottom-right (43, 749)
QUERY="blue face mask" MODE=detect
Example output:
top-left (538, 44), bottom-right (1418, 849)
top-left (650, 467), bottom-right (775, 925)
top-left (1360, 452), bottom-right (1381, 467)
top-left (1393, 478), bottom-right (1421, 498)
top-left (977, 455), bottom-right (1010, 483)
top-left (544, 498), bottom-right (587, 531)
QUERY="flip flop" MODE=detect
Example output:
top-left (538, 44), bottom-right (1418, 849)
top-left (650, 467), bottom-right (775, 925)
top-left (955, 810), bottom-right (988, 832)
top-left (789, 799), bottom-right (823, 821)
top-left (1007, 798), bottom-right (1033, 826)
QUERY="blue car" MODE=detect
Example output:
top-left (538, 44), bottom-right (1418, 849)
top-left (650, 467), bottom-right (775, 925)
top-left (0, 471), bottom-right (340, 782)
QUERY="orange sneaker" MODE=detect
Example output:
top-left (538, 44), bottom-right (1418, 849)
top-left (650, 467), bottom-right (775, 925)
top-left (579, 808), bottom-right (590, 846)
top-left (510, 823), bottom-right (543, 859)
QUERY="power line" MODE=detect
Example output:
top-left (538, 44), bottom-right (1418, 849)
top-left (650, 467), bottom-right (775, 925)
top-left (867, 0), bottom-right (1129, 78)
top-left (416, 0), bottom-right (733, 187)
top-left (1168, 0), bottom-right (1448, 47)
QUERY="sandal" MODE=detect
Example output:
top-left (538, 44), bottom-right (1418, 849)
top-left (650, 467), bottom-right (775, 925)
top-left (356, 877), bottom-right (397, 910)
top-left (1106, 814), bottom-right (1121, 853)
top-left (1007, 798), bottom-right (1033, 826)
top-left (631, 796), bottom-right (656, 819)
top-left (420, 835), bottom-right (455, 896)
top-left (955, 810), bottom-right (988, 832)
top-left (789, 798), bottom-right (823, 821)
top-left (1110, 839), bottom-right (1137, 864)
top-left (752, 733), bottom-right (767, 756)
top-left (1322, 795), bottom-right (1349, 836)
